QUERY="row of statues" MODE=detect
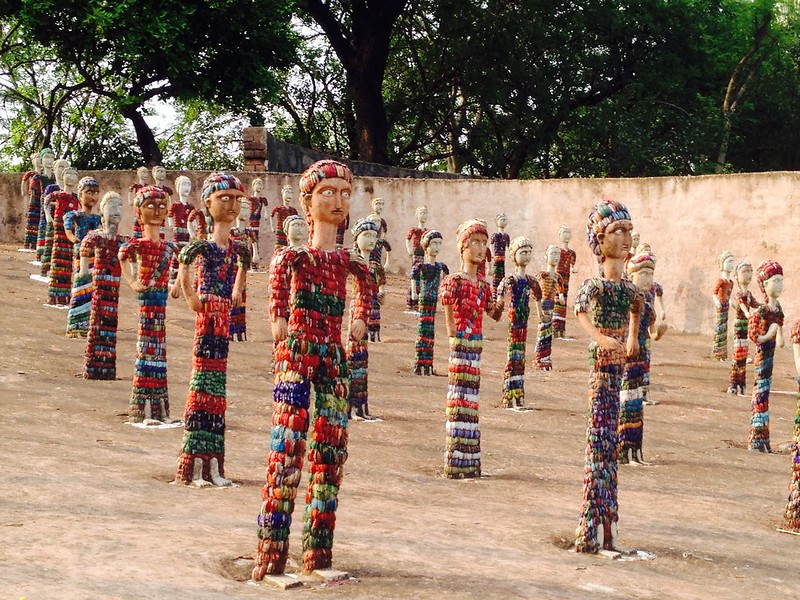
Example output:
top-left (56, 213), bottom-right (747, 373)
top-left (17, 155), bottom-right (800, 581)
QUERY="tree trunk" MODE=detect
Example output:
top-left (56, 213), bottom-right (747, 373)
top-left (715, 112), bottom-right (732, 174)
top-left (120, 104), bottom-right (162, 166)
top-left (348, 71), bottom-right (389, 164)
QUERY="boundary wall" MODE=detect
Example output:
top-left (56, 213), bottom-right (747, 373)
top-left (2, 170), bottom-right (798, 335)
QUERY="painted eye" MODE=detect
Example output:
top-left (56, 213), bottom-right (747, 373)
top-left (321, 189), bottom-right (334, 197)
top-left (342, 191), bottom-right (351, 200)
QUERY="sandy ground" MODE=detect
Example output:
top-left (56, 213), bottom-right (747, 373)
top-left (1, 243), bottom-right (799, 599)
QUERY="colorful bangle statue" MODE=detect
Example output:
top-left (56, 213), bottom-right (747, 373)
top-left (253, 160), bottom-right (374, 579)
top-left (22, 151), bottom-right (45, 249)
top-left (727, 261), bottom-right (759, 395)
top-left (534, 245), bottom-right (563, 371)
top-left (490, 213), bottom-right (510, 298)
top-left (405, 206), bottom-right (429, 310)
top-left (167, 175), bottom-right (193, 284)
top-left (619, 244), bottom-right (666, 464)
top-left (747, 260), bottom-right (785, 453)
top-left (228, 198), bottom-right (256, 342)
top-left (440, 219), bottom-right (502, 479)
top-left (175, 173), bottom-right (251, 486)
top-left (64, 177), bottom-right (102, 337)
top-left (496, 237), bottom-right (542, 408)
top-left (574, 199), bottom-right (642, 554)
top-left (128, 166), bottom-right (150, 239)
top-left (247, 177), bottom-right (268, 268)
top-left (347, 218), bottom-right (382, 419)
top-left (46, 167), bottom-right (80, 306)
top-left (119, 186), bottom-right (180, 424)
top-left (410, 230), bottom-right (448, 376)
top-left (781, 321), bottom-right (800, 533)
top-left (81, 192), bottom-right (126, 380)
top-left (711, 250), bottom-right (735, 360)
top-left (38, 157), bottom-right (70, 273)
top-left (367, 228), bottom-right (391, 343)
top-left (553, 225), bottom-right (577, 338)
top-left (269, 185), bottom-right (298, 249)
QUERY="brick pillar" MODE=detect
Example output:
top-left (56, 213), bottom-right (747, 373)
top-left (243, 127), bottom-right (267, 172)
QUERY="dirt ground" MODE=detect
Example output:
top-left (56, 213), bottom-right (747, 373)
top-left (1, 243), bottom-right (799, 599)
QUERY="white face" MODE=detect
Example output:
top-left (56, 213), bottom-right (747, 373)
top-left (763, 274), bottom-right (784, 299)
top-left (546, 246), bottom-right (561, 266)
top-left (179, 179), bottom-right (192, 197)
top-left (356, 229), bottom-right (378, 253)
top-left (372, 199), bottom-right (384, 214)
top-left (63, 170), bottom-right (78, 187)
top-left (252, 179), bottom-right (264, 194)
top-left (723, 256), bottom-right (735, 272)
top-left (282, 187), bottom-right (293, 202)
top-left (152, 166), bottom-right (166, 182)
top-left (426, 238), bottom-right (442, 258)
top-left (631, 232), bottom-right (641, 249)
top-left (496, 215), bottom-right (508, 228)
top-left (287, 218), bottom-right (308, 244)
top-left (31, 154), bottom-right (42, 170)
top-left (41, 152), bottom-right (55, 169)
top-left (737, 266), bottom-right (753, 287)
top-left (238, 199), bottom-right (251, 221)
top-left (558, 228), bottom-right (572, 244)
top-left (137, 167), bottom-right (149, 181)
top-left (103, 198), bottom-right (123, 227)
top-left (631, 267), bottom-right (654, 292)
top-left (515, 246), bottom-right (532, 267)
top-left (417, 208), bottom-right (428, 224)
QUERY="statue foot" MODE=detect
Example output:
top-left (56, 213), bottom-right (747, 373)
top-left (141, 418), bottom-right (162, 426)
top-left (630, 450), bottom-right (650, 466)
top-left (190, 458), bottom-right (213, 487)
top-left (210, 458), bottom-right (232, 486)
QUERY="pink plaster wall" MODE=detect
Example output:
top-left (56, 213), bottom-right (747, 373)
top-left (3, 170), bottom-right (799, 335)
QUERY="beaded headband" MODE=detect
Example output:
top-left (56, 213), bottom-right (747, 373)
top-left (201, 172), bottom-right (244, 203)
top-left (39, 147), bottom-right (54, 158)
top-left (283, 214), bottom-right (306, 230)
top-left (133, 185), bottom-right (169, 208)
top-left (756, 259), bottom-right (783, 296)
top-left (718, 250), bottom-right (734, 271)
top-left (627, 247), bottom-right (656, 274)
top-left (421, 229), bottom-right (442, 250)
top-left (509, 235), bottom-right (532, 259)
top-left (456, 219), bottom-right (488, 253)
top-left (586, 199), bottom-right (631, 257)
top-left (299, 160), bottom-right (353, 195)
top-left (351, 217), bottom-right (380, 239)
top-left (77, 176), bottom-right (99, 193)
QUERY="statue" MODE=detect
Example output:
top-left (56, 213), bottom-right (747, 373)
top-left (80, 192), bottom-right (126, 380)
top-left (247, 177), bottom-right (268, 268)
top-left (228, 197), bottom-right (257, 342)
top-left (490, 213), bottom-right (510, 298)
top-left (284, 214), bottom-right (308, 248)
top-left (64, 177), bottom-right (102, 336)
top-left (253, 160), bottom-right (373, 578)
top-left (128, 166), bottom-right (150, 239)
top-left (21, 151), bottom-right (43, 250)
top-left (175, 173), bottom-right (251, 486)
top-left (187, 204), bottom-right (208, 241)
top-left (728, 261), bottom-right (760, 395)
top-left (496, 236), bottom-right (542, 409)
top-left (410, 230), bottom-right (449, 375)
top-left (748, 260), bottom-right (784, 453)
top-left (440, 219), bottom-right (503, 479)
top-left (534, 245), bottom-right (564, 371)
top-left (45, 167), bottom-right (80, 306)
top-left (119, 186), bottom-right (181, 424)
top-left (367, 196), bottom-right (391, 271)
top-left (347, 217), bottom-right (383, 420)
top-left (405, 205), bottom-right (429, 310)
top-left (167, 175), bottom-right (193, 283)
top-left (269, 184), bottom-right (298, 248)
top-left (780, 320), bottom-right (800, 534)
top-left (38, 156), bottom-right (69, 274)
top-left (553, 225), bottom-right (577, 338)
top-left (619, 244), bottom-right (666, 464)
top-left (711, 250), bottom-right (735, 360)
top-left (574, 199), bottom-right (642, 554)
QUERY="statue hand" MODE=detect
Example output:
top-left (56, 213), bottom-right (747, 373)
top-left (350, 318), bottom-right (367, 341)
top-left (272, 317), bottom-right (288, 342)
top-left (169, 282), bottom-right (181, 299)
top-left (131, 280), bottom-right (147, 293)
top-left (232, 290), bottom-right (243, 308)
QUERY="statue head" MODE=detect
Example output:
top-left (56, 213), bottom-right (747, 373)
top-left (175, 175), bottom-right (192, 199)
top-left (281, 184), bottom-right (293, 203)
top-left (718, 250), bottom-right (735, 273)
top-left (39, 148), bottom-right (55, 169)
top-left (201, 173), bottom-right (245, 228)
top-left (351, 217), bottom-right (380, 254)
top-left (77, 176), bottom-right (101, 210)
top-left (545, 244), bottom-right (561, 267)
top-left (627, 245), bottom-right (656, 292)
top-left (284, 214), bottom-right (308, 247)
top-left (371, 197), bottom-right (384, 213)
top-left (509, 236), bottom-right (533, 267)
top-left (735, 260), bottom-right (753, 288)
top-left (558, 225), bottom-right (572, 244)
top-left (586, 199), bottom-right (632, 263)
top-left (495, 213), bottom-right (508, 228)
top-left (756, 260), bottom-right (783, 300)
top-left (136, 166), bottom-right (150, 182)
top-left (238, 196), bottom-right (252, 222)
top-left (415, 205), bottom-right (428, 225)
top-left (62, 166), bottom-right (79, 189)
top-left (252, 177), bottom-right (264, 194)
top-left (151, 165), bottom-right (166, 183)
top-left (133, 185), bottom-right (170, 226)
top-left (99, 191), bottom-right (123, 230)
top-left (421, 229), bottom-right (443, 258)
top-left (456, 219), bottom-right (489, 267)
top-left (53, 158), bottom-right (71, 184)
top-left (298, 160), bottom-right (353, 237)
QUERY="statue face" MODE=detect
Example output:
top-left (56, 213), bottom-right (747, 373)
top-left (281, 186), bottom-right (293, 202)
top-left (737, 265), bottom-right (753, 287)
top-left (286, 218), bottom-right (308, 244)
top-left (372, 198), bottom-right (384, 213)
top-left (496, 214), bottom-right (508, 228)
top-left (136, 166), bottom-right (149, 181)
top-left (462, 232), bottom-right (488, 266)
top-left (417, 208), bottom-right (428, 224)
top-left (631, 231), bottom-right (640, 249)
top-left (41, 152), bottom-right (55, 169)
top-left (79, 186), bottom-right (101, 210)
top-left (103, 197), bottom-right (123, 227)
top-left (305, 178), bottom-right (351, 228)
top-left (723, 255), bottom-right (735, 273)
top-left (139, 197), bottom-right (168, 226)
top-left (152, 166), bottom-right (166, 182)
top-left (630, 267), bottom-right (654, 292)
top-left (356, 229), bottom-right (378, 253)
top-left (515, 246), bottom-right (532, 267)
top-left (238, 199), bottom-right (251, 221)
top-left (63, 169), bottom-right (78, 188)
top-left (763, 274), bottom-right (784, 299)
top-left (178, 178), bottom-right (192, 197)
top-left (597, 219), bottom-right (633, 260)
top-left (546, 246), bottom-right (561, 266)
top-left (206, 188), bottom-right (244, 226)
top-left (31, 154), bottom-right (42, 170)
top-left (252, 179), bottom-right (264, 194)
top-left (558, 227), bottom-right (572, 244)
top-left (427, 238), bottom-right (442, 258)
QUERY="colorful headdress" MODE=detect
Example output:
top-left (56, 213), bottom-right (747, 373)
top-left (456, 219), bottom-right (488, 253)
top-left (586, 199), bottom-right (631, 257)
top-left (133, 185), bottom-right (169, 208)
top-left (351, 216), bottom-right (380, 239)
top-left (717, 250), bottom-right (734, 271)
top-left (39, 147), bottom-right (54, 158)
top-left (421, 229), bottom-right (442, 249)
top-left (627, 245), bottom-right (656, 274)
top-left (509, 236), bottom-right (532, 260)
top-left (298, 160), bottom-right (353, 195)
top-left (756, 260), bottom-right (783, 296)
top-left (77, 176), bottom-right (99, 194)
top-left (201, 172), bottom-right (244, 203)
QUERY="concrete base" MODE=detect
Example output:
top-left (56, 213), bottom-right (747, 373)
top-left (17, 248), bottom-right (35, 253)
top-left (776, 527), bottom-right (800, 536)
top-left (30, 274), bottom-right (48, 283)
top-left (309, 568), bottom-right (349, 583)
top-left (261, 574), bottom-right (303, 590)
